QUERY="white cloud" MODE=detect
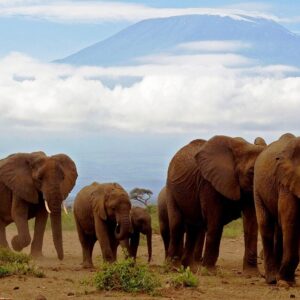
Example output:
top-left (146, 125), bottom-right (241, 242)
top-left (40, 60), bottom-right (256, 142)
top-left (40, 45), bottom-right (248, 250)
top-left (0, 52), bottom-right (300, 137)
top-left (136, 53), bottom-right (254, 67)
top-left (177, 41), bottom-right (251, 52)
top-left (224, 2), bottom-right (273, 12)
top-left (0, 1), bottom-right (278, 23)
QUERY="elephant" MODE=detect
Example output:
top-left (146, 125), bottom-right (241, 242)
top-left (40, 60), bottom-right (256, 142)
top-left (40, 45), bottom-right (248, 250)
top-left (254, 137), bottom-right (267, 147)
top-left (254, 133), bottom-right (300, 286)
top-left (158, 185), bottom-right (206, 264)
top-left (126, 206), bottom-right (152, 262)
top-left (73, 182), bottom-right (132, 267)
top-left (166, 136), bottom-right (266, 272)
top-left (0, 151), bottom-right (77, 260)
top-left (158, 186), bottom-right (170, 259)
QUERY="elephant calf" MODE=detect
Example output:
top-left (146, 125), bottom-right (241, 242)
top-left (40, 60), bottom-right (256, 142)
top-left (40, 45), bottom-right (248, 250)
top-left (74, 182), bottom-right (132, 268)
top-left (127, 207), bottom-right (152, 262)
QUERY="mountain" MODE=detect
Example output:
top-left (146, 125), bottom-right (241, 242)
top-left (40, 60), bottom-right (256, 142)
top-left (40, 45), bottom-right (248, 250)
top-left (56, 14), bottom-right (300, 67)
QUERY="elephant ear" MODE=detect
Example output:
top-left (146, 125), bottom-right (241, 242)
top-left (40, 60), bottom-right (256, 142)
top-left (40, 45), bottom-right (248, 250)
top-left (276, 137), bottom-right (300, 197)
top-left (195, 136), bottom-right (240, 200)
top-left (254, 137), bottom-right (267, 147)
top-left (0, 152), bottom-right (46, 204)
top-left (91, 185), bottom-right (107, 221)
top-left (52, 154), bottom-right (78, 200)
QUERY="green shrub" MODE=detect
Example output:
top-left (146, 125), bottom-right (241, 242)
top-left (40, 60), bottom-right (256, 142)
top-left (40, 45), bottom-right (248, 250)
top-left (171, 267), bottom-right (199, 288)
top-left (94, 257), bottom-right (160, 294)
top-left (223, 218), bottom-right (243, 238)
top-left (0, 266), bottom-right (10, 278)
top-left (0, 248), bottom-right (45, 278)
top-left (0, 247), bottom-right (30, 264)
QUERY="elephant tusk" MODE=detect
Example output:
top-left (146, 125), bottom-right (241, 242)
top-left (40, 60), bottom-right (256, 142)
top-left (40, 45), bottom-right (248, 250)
top-left (62, 202), bottom-right (68, 215)
top-left (44, 200), bottom-right (51, 214)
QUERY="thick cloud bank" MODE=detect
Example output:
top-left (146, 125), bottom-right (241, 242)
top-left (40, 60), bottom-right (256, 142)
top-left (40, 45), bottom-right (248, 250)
top-left (0, 52), bottom-right (299, 136)
top-left (0, 1), bottom-right (277, 23)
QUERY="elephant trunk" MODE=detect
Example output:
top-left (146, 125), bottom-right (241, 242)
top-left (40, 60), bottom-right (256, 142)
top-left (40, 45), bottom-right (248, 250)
top-left (115, 215), bottom-right (131, 241)
top-left (147, 228), bottom-right (152, 262)
top-left (50, 210), bottom-right (63, 260)
top-left (45, 187), bottom-right (64, 260)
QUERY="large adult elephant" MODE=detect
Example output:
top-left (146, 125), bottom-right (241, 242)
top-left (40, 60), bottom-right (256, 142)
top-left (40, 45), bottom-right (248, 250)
top-left (254, 133), bottom-right (300, 286)
top-left (0, 151), bottom-right (77, 260)
top-left (166, 136), bottom-right (265, 271)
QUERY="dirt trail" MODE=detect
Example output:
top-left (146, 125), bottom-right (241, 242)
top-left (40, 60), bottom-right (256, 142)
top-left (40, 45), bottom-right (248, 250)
top-left (1, 228), bottom-right (299, 300)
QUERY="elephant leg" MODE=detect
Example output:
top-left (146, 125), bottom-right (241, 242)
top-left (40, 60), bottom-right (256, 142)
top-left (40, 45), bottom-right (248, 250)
top-left (255, 194), bottom-right (276, 284)
top-left (242, 198), bottom-right (258, 273)
top-left (278, 191), bottom-right (299, 284)
top-left (193, 229), bottom-right (206, 264)
top-left (11, 196), bottom-right (31, 251)
top-left (94, 217), bottom-right (114, 262)
top-left (81, 234), bottom-right (96, 268)
top-left (201, 190), bottom-right (223, 269)
top-left (0, 220), bottom-right (9, 248)
top-left (81, 235), bottom-right (96, 268)
top-left (30, 207), bottom-right (48, 257)
top-left (181, 224), bottom-right (200, 269)
top-left (160, 221), bottom-right (170, 260)
top-left (75, 218), bottom-right (96, 268)
top-left (167, 193), bottom-right (185, 265)
top-left (202, 225), bottom-right (223, 269)
top-left (119, 239), bottom-right (130, 258)
top-left (129, 231), bottom-right (140, 260)
top-left (274, 225), bottom-right (283, 272)
top-left (146, 229), bottom-right (152, 263)
top-left (108, 234), bottom-right (119, 261)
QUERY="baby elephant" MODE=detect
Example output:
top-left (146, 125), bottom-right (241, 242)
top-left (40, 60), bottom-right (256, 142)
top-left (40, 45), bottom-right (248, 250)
top-left (126, 207), bottom-right (152, 262)
top-left (74, 182), bottom-right (132, 268)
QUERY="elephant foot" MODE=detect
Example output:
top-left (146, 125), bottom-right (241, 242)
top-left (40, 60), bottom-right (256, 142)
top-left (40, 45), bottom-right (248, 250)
top-left (11, 234), bottom-right (31, 252)
top-left (30, 251), bottom-right (44, 259)
top-left (11, 236), bottom-right (24, 251)
top-left (277, 279), bottom-right (295, 288)
top-left (265, 273), bottom-right (277, 284)
top-left (243, 266), bottom-right (260, 278)
top-left (81, 261), bottom-right (94, 269)
top-left (201, 265), bottom-right (217, 276)
top-left (167, 256), bottom-right (182, 271)
top-left (0, 243), bottom-right (11, 250)
top-left (189, 262), bottom-right (201, 274)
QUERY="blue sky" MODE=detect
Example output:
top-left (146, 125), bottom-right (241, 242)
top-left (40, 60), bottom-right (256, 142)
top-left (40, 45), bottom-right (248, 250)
top-left (1, 0), bottom-right (300, 195)
top-left (1, 0), bottom-right (300, 61)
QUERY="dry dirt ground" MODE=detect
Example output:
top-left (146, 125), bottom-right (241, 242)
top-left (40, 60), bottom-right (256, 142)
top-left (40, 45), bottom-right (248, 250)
top-left (1, 227), bottom-right (299, 300)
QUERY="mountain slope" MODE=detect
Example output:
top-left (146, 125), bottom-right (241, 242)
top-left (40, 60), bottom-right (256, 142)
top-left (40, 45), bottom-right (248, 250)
top-left (56, 14), bottom-right (300, 67)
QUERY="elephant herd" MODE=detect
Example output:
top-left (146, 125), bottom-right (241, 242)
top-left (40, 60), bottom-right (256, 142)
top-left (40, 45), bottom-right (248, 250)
top-left (0, 132), bottom-right (299, 288)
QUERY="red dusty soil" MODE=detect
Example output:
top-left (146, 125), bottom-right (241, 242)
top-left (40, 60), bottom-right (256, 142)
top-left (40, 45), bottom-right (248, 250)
top-left (1, 228), bottom-right (299, 300)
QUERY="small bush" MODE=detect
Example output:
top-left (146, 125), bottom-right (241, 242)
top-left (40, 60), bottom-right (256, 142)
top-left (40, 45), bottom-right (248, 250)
top-left (0, 248), bottom-right (45, 278)
top-left (0, 266), bottom-right (10, 278)
top-left (171, 267), bottom-right (199, 288)
top-left (94, 258), bottom-right (160, 294)
top-left (0, 247), bottom-right (30, 264)
top-left (223, 219), bottom-right (243, 238)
